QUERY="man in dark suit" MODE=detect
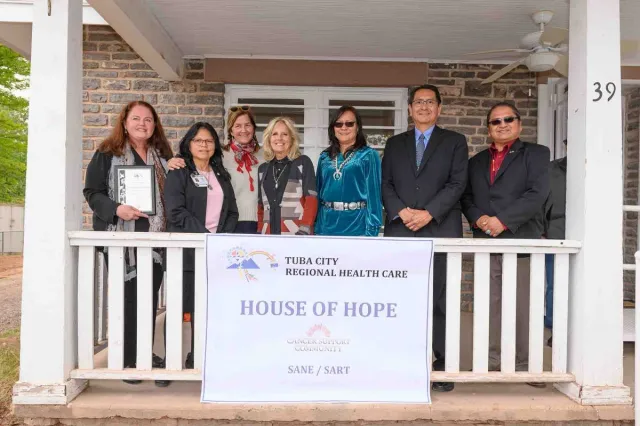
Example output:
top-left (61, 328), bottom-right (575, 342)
top-left (461, 101), bottom-right (549, 386)
top-left (382, 84), bottom-right (469, 392)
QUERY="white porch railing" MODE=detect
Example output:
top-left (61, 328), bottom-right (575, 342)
top-left (68, 231), bottom-right (580, 384)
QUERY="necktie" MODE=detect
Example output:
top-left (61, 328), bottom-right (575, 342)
top-left (416, 133), bottom-right (426, 167)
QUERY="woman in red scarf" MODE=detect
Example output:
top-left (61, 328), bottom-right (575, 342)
top-left (221, 107), bottom-right (264, 233)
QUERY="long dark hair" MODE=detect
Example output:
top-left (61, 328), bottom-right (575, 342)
top-left (325, 106), bottom-right (367, 159)
top-left (177, 122), bottom-right (230, 179)
top-left (98, 101), bottom-right (173, 160)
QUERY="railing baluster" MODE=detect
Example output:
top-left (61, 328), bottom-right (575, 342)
top-left (501, 253), bottom-right (517, 374)
top-left (528, 253), bottom-right (545, 374)
top-left (166, 247), bottom-right (183, 370)
top-left (552, 253), bottom-right (569, 374)
top-left (445, 252), bottom-right (462, 373)
top-left (93, 251), bottom-right (100, 346)
top-left (194, 247), bottom-right (206, 371)
top-left (160, 271), bottom-right (167, 309)
top-left (78, 246), bottom-right (95, 370)
top-left (107, 246), bottom-right (125, 370)
top-left (136, 247), bottom-right (153, 370)
top-left (97, 254), bottom-right (108, 344)
top-left (473, 253), bottom-right (490, 373)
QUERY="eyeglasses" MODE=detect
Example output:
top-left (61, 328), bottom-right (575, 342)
top-left (334, 121), bottom-right (356, 128)
top-left (488, 116), bottom-right (520, 126)
top-left (412, 99), bottom-right (438, 108)
top-left (192, 138), bottom-right (215, 146)
top-left (229, 105), bottom-right (250, 112)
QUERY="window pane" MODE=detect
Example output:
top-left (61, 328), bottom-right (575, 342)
top-left (250, 106), bottom-right (305, 126)
top-left (329, 100), bottom-right (395, 107)
top-left (237, 98), bottom-right (304, 105)
top-left (329, 105), bottom-right (395, 127)
top-left (360, 109), bottom-right (395, 127)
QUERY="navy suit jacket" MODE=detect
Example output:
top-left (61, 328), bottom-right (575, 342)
top-left (382, 126), bottom-right (469, 238)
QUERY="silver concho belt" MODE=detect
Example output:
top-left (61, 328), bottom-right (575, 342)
top-left (322, 201), bottom-right (367, 211)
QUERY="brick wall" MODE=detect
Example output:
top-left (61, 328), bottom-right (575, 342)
top-left (428, 63), bottom-right (538, 155)
top-left (81, 25), bottom-right (224, 229)
top-left (81, 26), bottom-right (539, 311)
top-left (624, 87), bottom-right (640, 301)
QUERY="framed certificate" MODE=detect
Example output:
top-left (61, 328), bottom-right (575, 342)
top-left (115, 165), bottom-right (156, 215)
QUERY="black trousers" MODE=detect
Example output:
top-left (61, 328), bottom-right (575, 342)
top-left (234, 220), bottom-right (259, 234)
top-left (432, 253), bottom-right (447, 371)
top-left (103, 251), bottom-right (165, 367)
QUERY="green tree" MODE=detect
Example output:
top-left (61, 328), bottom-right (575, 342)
top-left (0, 44), bottom-right (30, 203)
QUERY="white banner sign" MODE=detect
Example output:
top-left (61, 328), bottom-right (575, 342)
top-left (201, 234), bottom-right (433, 403)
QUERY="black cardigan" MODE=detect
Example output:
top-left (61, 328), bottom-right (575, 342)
top-left (164, 162), bottom-right (239, 270)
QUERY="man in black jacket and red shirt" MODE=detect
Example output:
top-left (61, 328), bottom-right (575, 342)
top-left (461, 102), bottom-right (550, 385)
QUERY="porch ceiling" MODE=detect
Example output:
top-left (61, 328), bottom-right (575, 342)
top-left (146, 0), bottom-right (640, 64)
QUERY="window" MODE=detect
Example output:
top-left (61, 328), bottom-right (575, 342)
top-left (225, 86), bottom-right (408, 165)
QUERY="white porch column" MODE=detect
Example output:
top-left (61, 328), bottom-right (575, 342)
top-left (536, 83), bottom-right (551, 147)
top-left (13, 0), bottom-right (86, 405)
top-left (557, 0), bottom-right (630, 405)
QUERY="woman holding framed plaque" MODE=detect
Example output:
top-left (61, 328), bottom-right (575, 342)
top-left (83, 100), bottom-right (172, 387)
top-left (164, 122), bottom-right (238, 368)
top-left (314, 106), bottom-right (383, 237)
top-left (257, 117), bottom-right (318, 235)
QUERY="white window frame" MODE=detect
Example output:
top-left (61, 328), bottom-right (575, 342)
top-left (225, 85), bottom-right (408, 165)
top-left (539, 77), bottom-right (568, 160)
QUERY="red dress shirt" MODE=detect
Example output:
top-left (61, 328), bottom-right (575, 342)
top-left (489, 140), bottom-right (516, 184)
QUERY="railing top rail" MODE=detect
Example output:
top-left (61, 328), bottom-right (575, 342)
top-left (68, 231), bottom-right (581, 253)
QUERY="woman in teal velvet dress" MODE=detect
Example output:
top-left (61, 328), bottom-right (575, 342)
top-left (315, 106), bottom-right (383, 237)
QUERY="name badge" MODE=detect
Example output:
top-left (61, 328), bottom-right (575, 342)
top-left (191, 174), bottom-right (209, 188)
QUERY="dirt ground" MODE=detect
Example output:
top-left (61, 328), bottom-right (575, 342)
top-left (0, 255), bottom-right (23, 335)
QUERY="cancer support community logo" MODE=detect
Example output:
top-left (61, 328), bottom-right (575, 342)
top-left (226, 246), bottom-right (278, 282)
top-left (286, 324), bottom-right (350, 352)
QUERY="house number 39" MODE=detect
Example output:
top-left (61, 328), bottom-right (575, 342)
top-left (593, 82), bottom-right (616, 102)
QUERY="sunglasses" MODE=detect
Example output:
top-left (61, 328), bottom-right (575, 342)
top-left (229, 105), bottom-right (250, 112)
top-left (488, 116), bottom-right (520, 126)
top-left (334, 121), bottom-right (356, 128)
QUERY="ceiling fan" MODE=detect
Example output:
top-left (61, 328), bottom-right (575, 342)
top-left (466, 10), bottom-right (639, 84)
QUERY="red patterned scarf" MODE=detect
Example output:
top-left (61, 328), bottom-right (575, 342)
top-left (230, 140), bottom-right (259, 191)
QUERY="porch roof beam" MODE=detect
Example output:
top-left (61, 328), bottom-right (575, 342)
top-left (86, 0), bottom-right (183, 81)
top-left (0, 1), bottom-right (107, 25)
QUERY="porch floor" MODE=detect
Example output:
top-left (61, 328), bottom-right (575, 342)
top-left (14, 313), bottom-right (636, 425)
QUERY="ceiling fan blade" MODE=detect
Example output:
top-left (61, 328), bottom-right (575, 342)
top-left (621, 40), bottom-right (639, 56)
top-left (481, 59), bottom-right (527, 84)
top-left (554, 54), bottom-right (568, 77)
top-left (540, 27), bottom-right (569, 46)
top-left (465, 48), bottom-right (531, 56)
